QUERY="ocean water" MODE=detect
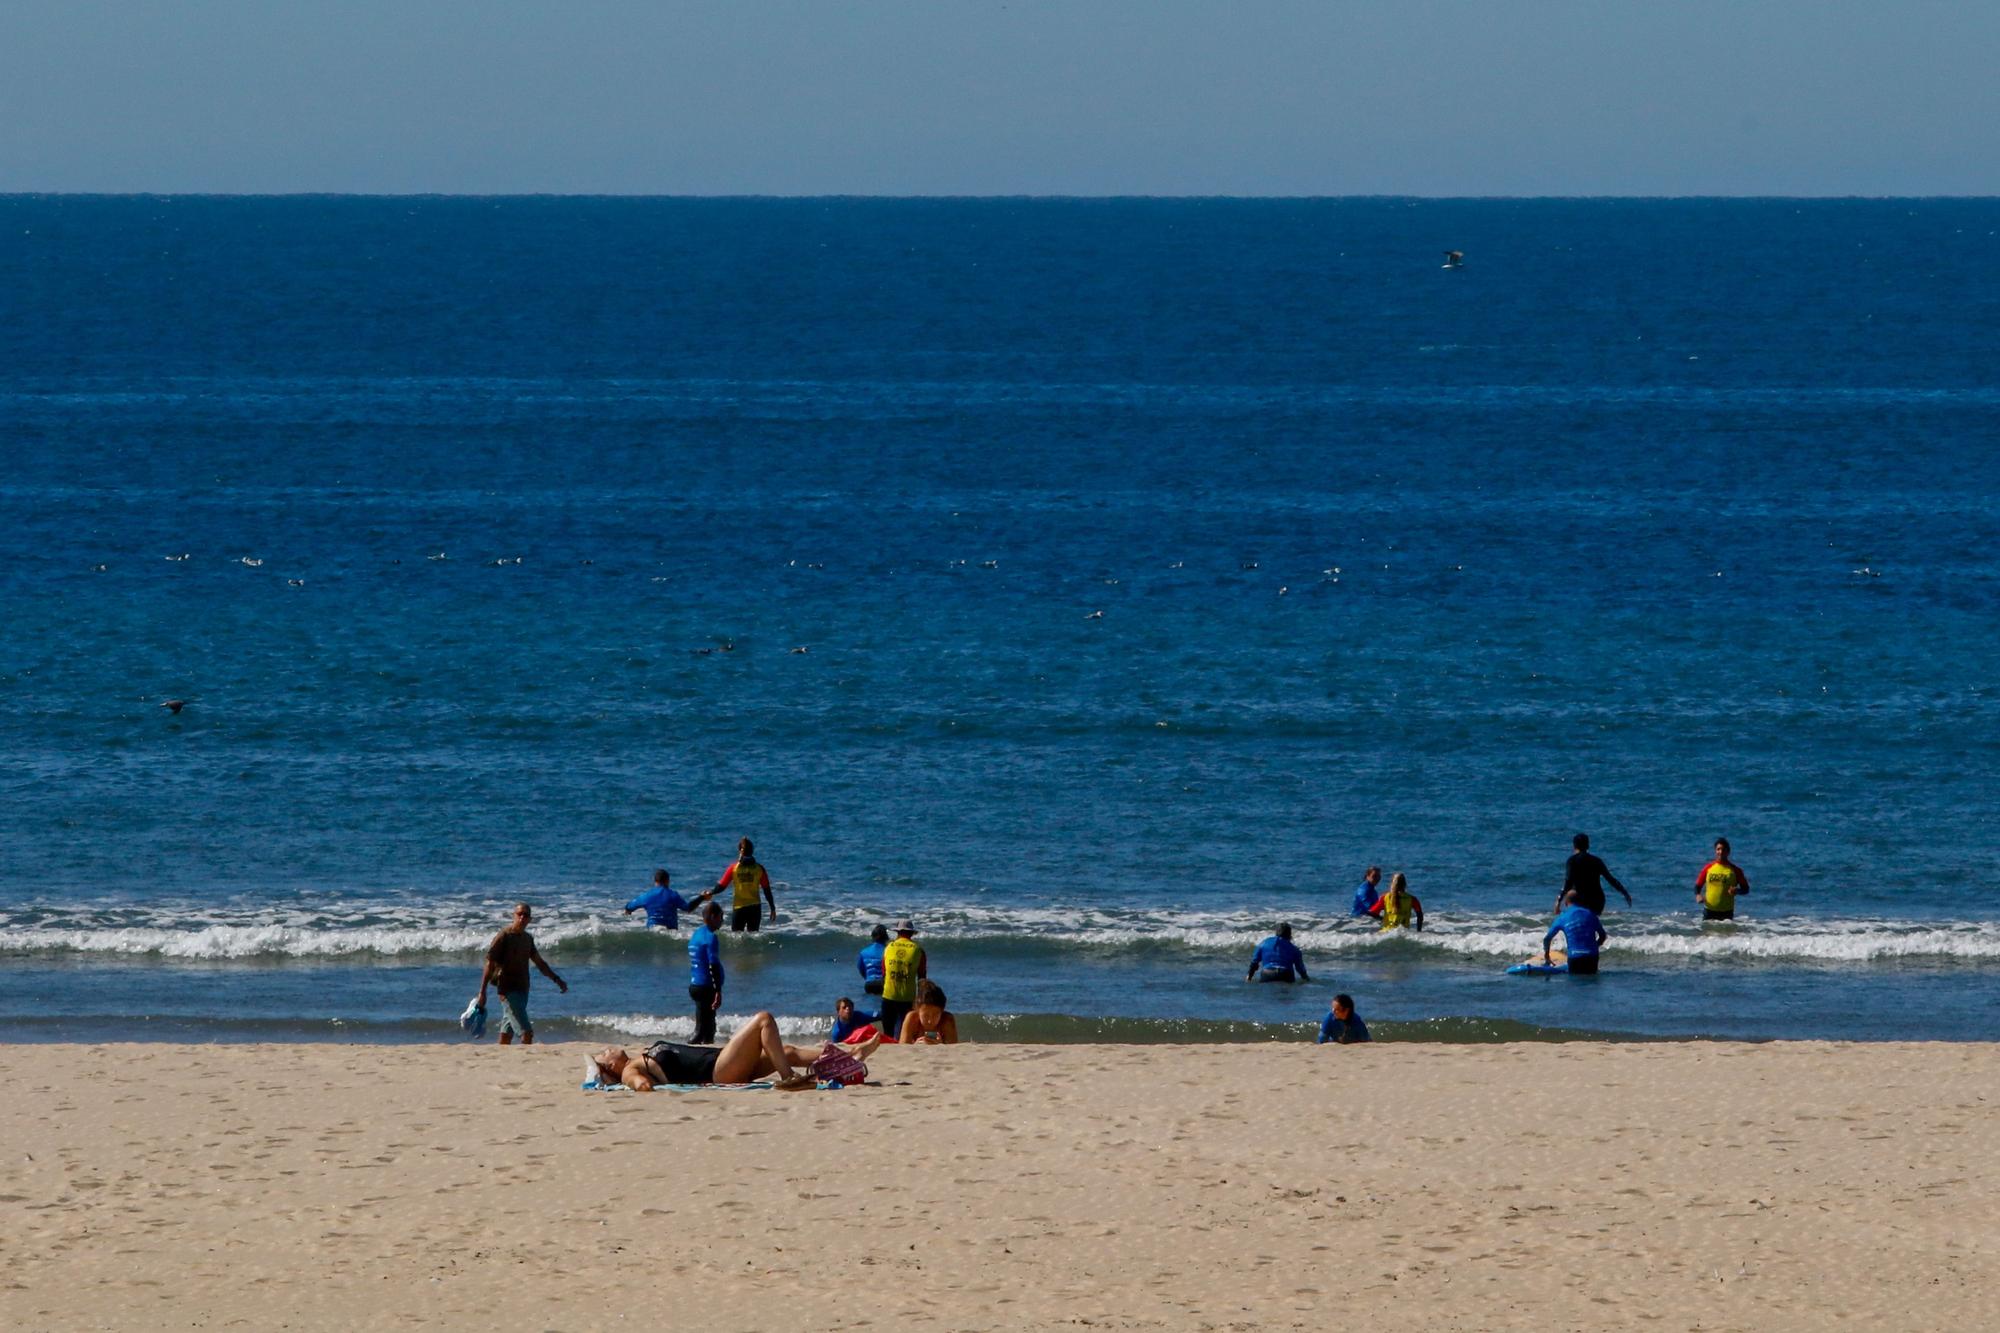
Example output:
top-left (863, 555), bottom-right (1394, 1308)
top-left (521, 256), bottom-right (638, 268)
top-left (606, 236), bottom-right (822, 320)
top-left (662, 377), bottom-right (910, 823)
top-left (2, 195), bottom-right (1997, 1045)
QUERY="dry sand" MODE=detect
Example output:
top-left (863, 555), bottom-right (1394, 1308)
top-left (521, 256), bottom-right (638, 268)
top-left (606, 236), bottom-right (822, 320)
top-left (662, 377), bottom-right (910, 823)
top-left (1, 1040), bottom-right (1993, 1330)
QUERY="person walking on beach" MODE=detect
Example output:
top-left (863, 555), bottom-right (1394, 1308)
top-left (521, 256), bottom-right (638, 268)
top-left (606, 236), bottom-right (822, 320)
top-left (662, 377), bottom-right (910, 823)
top-left (1247, 922), bottom-right (1310, 983)
top-left (473, 902), bottom-right (567, 1045)
top-left (1374, 873), bottom-right (1425, 931)
top-left (623, 868), bottom-right (713, 929)
top-left (1559, 833), bottom-right (1631, 914)
top-left (715, 837), bottom-right (778, 932)
top-left (878, 920), bottom-right (927, 1039)
top-left (1317, 993), bottom-right (1371, 1044)
top-left (1350, 866), bottom-right (1383, 916)
top-left (857, 924), bottom-right (890, 997)
top-left (688, 901), bottom-right (725, 1044)
top-left (1544, 899), bottom-right (1608, 975)
top-left (1695, 837), bottom-right (1751, 920)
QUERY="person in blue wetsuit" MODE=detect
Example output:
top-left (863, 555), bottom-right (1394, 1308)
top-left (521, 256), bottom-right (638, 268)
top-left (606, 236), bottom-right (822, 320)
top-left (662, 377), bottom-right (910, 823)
top-left (830, 996), bottom-right (881, 1043)
top-left (857, 924), bottom-right (889, 997)
top-left (687, 902), bottom-right (725, 1043)
top-left (1350, 866), bottom-right (1383, 917)
top-left (1317, 993), bottom-right (1371, 1044)
top-left (1544, 898), bottom-right (1608, 975)
top-left (1246, 922), bottom-right (1310, 983)
top-left (623, 868), bottom-right (714, 929)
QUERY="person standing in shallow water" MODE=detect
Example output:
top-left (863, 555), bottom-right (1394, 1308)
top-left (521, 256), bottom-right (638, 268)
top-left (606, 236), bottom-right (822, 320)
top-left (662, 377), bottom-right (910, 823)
top-left (1374, 873), bottom-right (1424, 931)
top-left (1695, 837), bottom-right (1751, 920)
top-left (623, 868), bottom-right (713, 930)
top-left (687, 902), bottom-right (725, 1044)
top-left (1246, 922), bottom-right (1310, 983)
top-left (878, 920), bottom-right (927, 1040)
top-left (857, 924), bottom-right (889, 997)
top-left (1558, 833), bottom-right (1631, 915)
top-left (715, 837), bottom-right (778, 932)
top-left (1350, 866), bottom-right (1383, 916)
top-left (474, 902), bottom-right (567, 1045)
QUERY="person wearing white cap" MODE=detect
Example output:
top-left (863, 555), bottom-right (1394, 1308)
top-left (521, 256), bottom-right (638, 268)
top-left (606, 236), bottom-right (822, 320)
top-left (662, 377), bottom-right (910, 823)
top-left (877, 919), bottom-right (928, 1040)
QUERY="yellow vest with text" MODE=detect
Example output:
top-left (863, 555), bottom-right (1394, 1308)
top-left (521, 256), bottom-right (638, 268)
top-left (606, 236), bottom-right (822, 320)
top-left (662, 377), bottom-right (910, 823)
top-left (882, 937), bottom-right (922, 1002)
top-left (730, 859), bottom-right (764, 909)
top-left (1702, 862), bottom-right (1742, 911)
top-left (1378, 890), bottom-right (1416, 930)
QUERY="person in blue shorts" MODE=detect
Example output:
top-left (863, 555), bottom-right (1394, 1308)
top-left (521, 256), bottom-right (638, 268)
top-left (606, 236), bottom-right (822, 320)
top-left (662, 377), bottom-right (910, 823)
top-left (1317, 993), bottom-right (1371, 1044)
top-left (857, 924), bottom-right (889, 997)
top-left (623, 868), bottom-right (714, 929)
top-left (1544, 896), bottom-right (1608, 975)
top-left (1246, 922), bottom-right (1310, 983)
top-left (1350, 866), bottom-right (1383, 916)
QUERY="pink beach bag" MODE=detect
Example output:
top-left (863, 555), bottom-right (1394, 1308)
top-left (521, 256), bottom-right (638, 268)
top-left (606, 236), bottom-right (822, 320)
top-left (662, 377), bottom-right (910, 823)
top-left (810, 1042), bottom-right (869, 1087)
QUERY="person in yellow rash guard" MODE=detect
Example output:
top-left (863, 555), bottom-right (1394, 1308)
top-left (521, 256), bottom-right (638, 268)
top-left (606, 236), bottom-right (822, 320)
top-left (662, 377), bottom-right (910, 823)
top-left (714, 836), bottom-right (778, 932)
top-left (1695, 837), bottom-right (1750, 921)
top-left (1373, 872), bottom-right (1425, 931)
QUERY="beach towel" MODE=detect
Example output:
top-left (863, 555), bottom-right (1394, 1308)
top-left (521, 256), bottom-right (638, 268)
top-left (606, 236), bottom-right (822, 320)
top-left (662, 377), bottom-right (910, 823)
top-left (580, 1078), bottom-right (774, 1092)
top-left (459, 998), bottom-right (486, 1039)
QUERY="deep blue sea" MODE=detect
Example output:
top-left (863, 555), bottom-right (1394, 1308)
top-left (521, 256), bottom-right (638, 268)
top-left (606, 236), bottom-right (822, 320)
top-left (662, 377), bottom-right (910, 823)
top-left (2, 196), bottom-right (1997, 1045)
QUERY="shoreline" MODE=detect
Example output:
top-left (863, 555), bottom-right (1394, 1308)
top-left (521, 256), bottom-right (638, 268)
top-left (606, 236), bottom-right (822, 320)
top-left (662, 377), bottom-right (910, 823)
top-left (3, 1040), bottom-right (1992, 1329)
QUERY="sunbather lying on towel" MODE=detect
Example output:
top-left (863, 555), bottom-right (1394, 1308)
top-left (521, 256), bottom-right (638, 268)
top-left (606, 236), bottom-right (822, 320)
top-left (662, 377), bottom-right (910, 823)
top-left (593, 1011), bottom-right (881, 1092)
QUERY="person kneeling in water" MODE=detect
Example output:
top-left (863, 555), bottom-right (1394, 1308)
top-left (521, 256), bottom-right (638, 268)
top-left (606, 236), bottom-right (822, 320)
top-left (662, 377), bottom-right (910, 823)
top-left (897, 979), bottom-right (959, 1045)
top-left (1544, 895), bottom-right (1608, 975)
top-left (1246, 922), bottom-right (1310, 983)
top-left (593, 1012), bottom-right (876, 1091)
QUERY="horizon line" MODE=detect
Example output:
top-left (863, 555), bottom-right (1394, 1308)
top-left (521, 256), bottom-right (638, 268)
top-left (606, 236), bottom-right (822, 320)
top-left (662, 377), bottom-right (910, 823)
top-left (3, 191), bottom-right (1998, 203)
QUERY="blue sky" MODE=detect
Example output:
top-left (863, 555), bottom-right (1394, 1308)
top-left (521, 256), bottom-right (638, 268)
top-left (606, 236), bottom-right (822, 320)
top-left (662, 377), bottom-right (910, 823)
top-left (1, 0), bottom-right (1994, 194)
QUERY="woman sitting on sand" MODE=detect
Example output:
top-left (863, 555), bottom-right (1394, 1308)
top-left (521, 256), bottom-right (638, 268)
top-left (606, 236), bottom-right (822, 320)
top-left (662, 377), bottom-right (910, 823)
top-left (897, 980), bottom-right (960, 1045)
top-left (593, 1012), bottom-right (881, 1091)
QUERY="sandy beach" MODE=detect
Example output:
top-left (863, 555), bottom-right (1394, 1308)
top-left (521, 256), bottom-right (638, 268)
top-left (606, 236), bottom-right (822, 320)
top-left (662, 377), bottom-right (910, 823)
top-left (1, 1039), bottom-right (1992, 1330)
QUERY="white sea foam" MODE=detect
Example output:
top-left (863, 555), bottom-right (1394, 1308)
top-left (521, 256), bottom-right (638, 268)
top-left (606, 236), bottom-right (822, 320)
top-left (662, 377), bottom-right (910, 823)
top-left (573, 1012), bottom-right (830, 1042)
top-left (1, 902), bottom-right (1995, 965)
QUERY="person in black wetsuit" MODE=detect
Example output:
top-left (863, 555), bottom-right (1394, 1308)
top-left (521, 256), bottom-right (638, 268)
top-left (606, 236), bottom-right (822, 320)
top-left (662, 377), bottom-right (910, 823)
top-left (1558, 833), bottom-right (1631, 914)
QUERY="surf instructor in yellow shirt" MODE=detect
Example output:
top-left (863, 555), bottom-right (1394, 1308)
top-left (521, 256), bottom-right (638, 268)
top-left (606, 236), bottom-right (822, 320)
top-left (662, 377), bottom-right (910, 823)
top-left (715, 836), bottom-right (779, 932)
top-left (1695, 837), bottom-right (1750, 921)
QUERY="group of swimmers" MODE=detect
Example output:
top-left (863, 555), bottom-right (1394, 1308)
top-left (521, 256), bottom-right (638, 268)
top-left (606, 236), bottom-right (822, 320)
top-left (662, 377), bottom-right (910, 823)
top-left (472, 830), bottom-right (1756, 1059)
top-left (1241, 833), bottom-right (1755, 1032)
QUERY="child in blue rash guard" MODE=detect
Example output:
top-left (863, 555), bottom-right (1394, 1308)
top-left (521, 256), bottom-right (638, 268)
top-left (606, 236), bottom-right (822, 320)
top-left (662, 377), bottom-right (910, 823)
top-left (1544, 900), bottom-right (1608, 975)
top-left (1317, 994), bottom-right (1371, 1044)
top-left (1246, 922), bottom-right (1310, 983)
top-left (624, 869), bottom-right (713, 929)
top-left (830, 996), bottom-right (881, 1043)
top-left (687, 902), bottom-right (725, 1043)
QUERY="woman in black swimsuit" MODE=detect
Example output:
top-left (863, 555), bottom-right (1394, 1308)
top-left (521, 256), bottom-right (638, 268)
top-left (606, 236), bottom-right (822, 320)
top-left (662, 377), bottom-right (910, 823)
top-left (595, 1011), bottom-right (874, 1090)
